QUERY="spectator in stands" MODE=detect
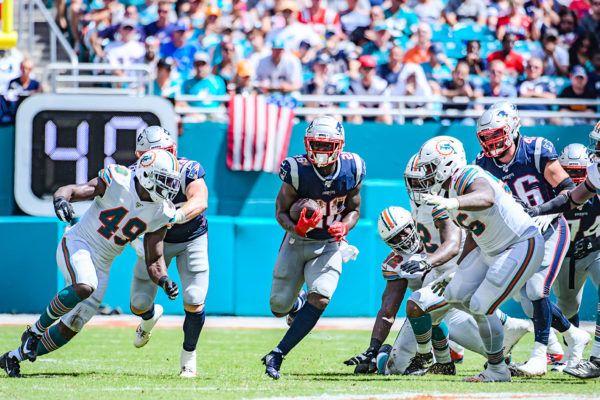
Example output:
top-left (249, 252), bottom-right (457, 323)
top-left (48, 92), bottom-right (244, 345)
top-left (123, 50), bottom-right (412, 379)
top-left (496, 0), bottom-right (538, 41)
top-left (298, 41), bottom-right (317, 76)
top-left (532, 28), bottom-right (569, 77)
top-left (487, 0), bottom-right (511, 33)
top-left (350, 6), bottom-right (385, 45)
top-left (265, 1), bottom-right (321, 51)
top-left (361, 22), bottom-right (393, 66)
top-left (229, 59), bottom-right (257, 95)
top-left (487, 33), bottom-right (525, 76)
top-left (298, 0), bottom-right (342, 36)
top-left (256, 38), bottom-right (303, 94)
top-left (391, 62), bottom-right (433, 106)
top-left (302, 53), bottom-right (343, 121)
top-left (151, 58), bottom-right (178, 98)
top-left (421, 42), bottom-right (452, 94)
top-left (408, 0), bottom-right (445, 24)
top-left (569, 32), bottom-right (600, 73)
top-left (144, 1), bottom-right (174, 44)
top-left (524, 0), bottom-right (559, 30)
top-left (588, 51), bottom-right (600, 95)
top-left (160, 20), bottom-right (198, 81)
top-left (571, 0), bottom-right (594, 21)
top-left (225, 0), bottom-right (259, 33)
top-left (558, 9), bottom-right (580, 49)
top-left (192, 5), bottom-right (223, 51)
top-left (559, 65), bottom-right (597, 125)
top-left (404, 23), bottom-right (433, 64)
top-left (459, 40), bottom-right (486, 76)
top-left (246, 28), bottom-right (270, 69)
top-left (481, 60), bottom-right (518, 97)
top-left (321, 30), bottom-right (357, 75)
top-left (144, 36), bottom-right (160, 68)
top-left (384, 0), bottom-right (419, 38)
top-left (104, 19), bottom-right (146, 87)
top-left (441, 60), bottom-right (481, 105)
top-left (5, 57), bottom-right (42, 99)
top-left (213, 38), bottom-right (239, 87)
top-left (518, 57), bottom-right (556, 123)
top-left (346, 55), bottom-right (392, 125)
top-left (180, 52), bottom-right (226, 112)
top-left (377, 45), bottom-right (405, 86)
top-left (444, 0), bottom-right (487, 26)
top-left (339, 0), bottom-right (370, 37)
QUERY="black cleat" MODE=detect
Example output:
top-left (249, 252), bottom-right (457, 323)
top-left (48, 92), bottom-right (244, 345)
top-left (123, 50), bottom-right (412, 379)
top-left (426, 361), bottom-right (456, 375)
top-left (0, 352), bottom-right (21, 378)
top-left (21, 327), bottom-right (41, 362)
top-left (564, 356), bottom-right (600, 379)
top-left (262, 350), bottom-right (284, 379)
top-left (507, 362), bottom-right (526, 377)
top-left (403, 352), bottom-right (433, 376)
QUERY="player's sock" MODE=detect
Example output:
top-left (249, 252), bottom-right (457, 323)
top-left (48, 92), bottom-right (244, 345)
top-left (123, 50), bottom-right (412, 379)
top-left (531, 298), bottom-right (551, 345)
top-left (8, 348), bottom-right (25, 362)
top-left (276, 302), bottom-right (323, 355)
top-left (475, 314), bottom-right (504, 371)
top-left (182, 310), bottom-right (205, 352)
top-left (589, 291), bottom-right (600, 358)
top-left (138, 304), bottom-right (156, 331)
top-left (568, 314), bottom-right (580, 328)
top-left (431, 322), bottom-right (450, 364)
top-left (36, 325), bottom-right (71, 357)
top-left (496, 309), bottom-right (508, 325)
top-left (408, 314), bottom-right (433, 354)
top-left (549, 301), bottom-right (571, 333)
top-left (32, 286), bottom-right (82, 335)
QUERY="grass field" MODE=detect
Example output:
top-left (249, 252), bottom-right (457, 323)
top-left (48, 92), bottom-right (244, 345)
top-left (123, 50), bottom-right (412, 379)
top-left (0, 326), bottom-right (598, 399)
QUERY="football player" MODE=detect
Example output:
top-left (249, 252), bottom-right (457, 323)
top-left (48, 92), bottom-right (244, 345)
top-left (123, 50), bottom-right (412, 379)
top-left (0, 149), bottom-right (180, 378)
top-left (527, 122), bottom-right (600, 379)
top-left (128, 126), bottom-right (210, 378)
top-left (475, 102), bottom-right (589, 375)
top-left (262, 116), bottom-right (365, 379)
top-left (416, 136), bottom-right (545, 382)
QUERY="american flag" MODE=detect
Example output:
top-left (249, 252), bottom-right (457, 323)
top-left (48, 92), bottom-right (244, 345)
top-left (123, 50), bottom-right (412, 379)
top-left (226, 94), bottom-right (295, 173)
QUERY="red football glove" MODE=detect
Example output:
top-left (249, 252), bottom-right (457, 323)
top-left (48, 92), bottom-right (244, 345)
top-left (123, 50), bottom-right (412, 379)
top-left (328, 221), bottom-right (348, 241)
top-left (294, 207), bottom-right (323, 237)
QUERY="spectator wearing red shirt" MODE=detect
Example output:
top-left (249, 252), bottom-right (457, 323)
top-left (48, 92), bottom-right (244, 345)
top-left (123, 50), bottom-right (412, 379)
top-left (496, 0), bottom-right (539, 40)
top-left (298, 1), bottom-right (341, 36)
top-left (569, 0), bottom-right (592, 20)
top-left (487, 33), bottom-right (525, 76)
top-left (404, 23), bottom-right (433, 64)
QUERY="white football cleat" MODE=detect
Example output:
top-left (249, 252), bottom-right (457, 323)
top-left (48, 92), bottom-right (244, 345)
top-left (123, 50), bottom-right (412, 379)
top-left (502, 317), bottom-right (532, 354)
top-left (465, 367), bottom-right (511, 382)
top-left (180, 349), bottom-right (197, 378)
top-left (516, 355), bottom-right (547, 376)
top-left (547, 329), bottom-right (564, 360)
top-left (563, 326), bottom-right (591, 367)
top-left (133, 304), bottom-right (164, 348)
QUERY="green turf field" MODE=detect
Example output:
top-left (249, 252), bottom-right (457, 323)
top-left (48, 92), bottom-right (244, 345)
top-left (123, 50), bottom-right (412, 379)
top-left (0, 326), bottom-right (598, 399)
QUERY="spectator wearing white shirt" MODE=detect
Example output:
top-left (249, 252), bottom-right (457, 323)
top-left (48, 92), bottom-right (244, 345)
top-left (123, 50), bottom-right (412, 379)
top-left (444, 0), bottom-right (487, 26)
top-left (346, 55), bottom-right (392, 125)
top-left (256, 38), bottom-right (303, 94)
top-left (265, 1), bottom-right (322, 52)
top-left (104, 19), bottom-right (146, 87)
top-left (533, 28), bottom-right (569, 77)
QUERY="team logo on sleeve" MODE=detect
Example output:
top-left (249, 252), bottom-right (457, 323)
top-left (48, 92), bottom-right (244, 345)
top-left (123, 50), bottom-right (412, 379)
top-left (436, 139), bottom-right (456, 156)
top-left (187, 163), bottom-right (200, 180)
top-left (279, 165), bottom-right (287, 180)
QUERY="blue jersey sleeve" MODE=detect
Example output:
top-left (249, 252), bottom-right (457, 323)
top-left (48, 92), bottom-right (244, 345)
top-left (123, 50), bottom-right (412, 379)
top-left (183, 160), bottom-right (206, 186)
top-left (537, 138), bottom-right (558, 174)
top-left (279, 157), bottom-right (296, 189)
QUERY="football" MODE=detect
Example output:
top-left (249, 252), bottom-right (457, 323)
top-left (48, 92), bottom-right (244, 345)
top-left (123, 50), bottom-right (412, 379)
top-left (289, 198), bottom-right (320, 222)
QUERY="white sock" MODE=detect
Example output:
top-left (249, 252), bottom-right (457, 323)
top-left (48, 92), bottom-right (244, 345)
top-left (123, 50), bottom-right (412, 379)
top-left (8, 349), bottom-right (23, 362)
top-left (530, 341), bottom-right (547, 360)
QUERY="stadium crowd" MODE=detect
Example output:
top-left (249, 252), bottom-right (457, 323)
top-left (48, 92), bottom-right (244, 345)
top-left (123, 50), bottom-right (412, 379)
top-left (4, 0), bottom-right (600, 124)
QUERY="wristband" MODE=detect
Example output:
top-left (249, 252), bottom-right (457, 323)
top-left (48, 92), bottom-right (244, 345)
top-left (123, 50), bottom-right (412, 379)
top-left (174, 209), bottom-right (186, 224)
top-left (158, 275), bottom-right (169, 286)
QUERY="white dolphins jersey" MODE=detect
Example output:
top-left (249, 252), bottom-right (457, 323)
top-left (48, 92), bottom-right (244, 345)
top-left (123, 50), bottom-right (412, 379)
top-left (65, 164), bottom-right (177, 265)
top-left (380, 251), bottom-right (426, 292)
top-left (447, 165), bottom-right (539, 256)
top-left (586, 163), bottom-right (600, 195)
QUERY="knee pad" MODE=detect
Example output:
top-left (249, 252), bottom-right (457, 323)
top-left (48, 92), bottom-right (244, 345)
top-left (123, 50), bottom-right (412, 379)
top-left (61, 301), bottom-right (98, 332)
top-left (443, 281), bottom-right (461, 304)
top-left (525, 276), bottom-right (545, 302)
top-left (182, 284), bottom-right (207, 307)
top-left (130, 291), bottom-right (155, 314)
top-left (270, 293), bottom-right (294, 315)
top-left (468, 296), bottom-right (486, 316)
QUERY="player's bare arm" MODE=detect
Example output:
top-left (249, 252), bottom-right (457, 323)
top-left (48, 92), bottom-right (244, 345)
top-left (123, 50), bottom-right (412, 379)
top-left (144, 226), bottom-right (179, 300)
top-left (530, 177), bottom-right (596, 216)
top-left (428, 217), bottom-right (461, 268)
top-left (275, 182), bottom-right (300, 234)
top-left (178, 177), bottom-right (208, 221)
top-left (543, 160), bottom-right (574, 194)
top-left (457, 232), bottom-right (477, 265)
top-left (54, 177), bottom-right (107, 203)
top-left (456, 178), bottom-right (495, 211)
top-left (372, 279), bottom-right (408, 342)
top-left (340, 183), bottom-right (362, 230)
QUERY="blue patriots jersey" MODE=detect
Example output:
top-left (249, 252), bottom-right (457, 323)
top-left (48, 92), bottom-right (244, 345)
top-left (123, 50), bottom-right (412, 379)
top-left (564, 196), bottom-right (600, 243)
top-left (476, 136), bottom-right (558, 206)
top-left (279, 152), bottom-right (366, 240)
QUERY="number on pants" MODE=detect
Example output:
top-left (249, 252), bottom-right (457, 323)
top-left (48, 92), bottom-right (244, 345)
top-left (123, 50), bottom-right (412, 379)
top-left (315, 196), bottom-right (347, 228)
top-left (98, 207), bottom-right (147, 245)
top-left (417, 223), bottom-right (439, 253)
top-left (455, 213), bottom-right (485, 236)
top-left (513, 175), bottom-right (544, 206)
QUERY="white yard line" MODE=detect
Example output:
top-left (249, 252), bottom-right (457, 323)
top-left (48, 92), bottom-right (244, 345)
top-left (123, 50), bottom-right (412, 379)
top-left (250, 394), bottom-right (599, 400)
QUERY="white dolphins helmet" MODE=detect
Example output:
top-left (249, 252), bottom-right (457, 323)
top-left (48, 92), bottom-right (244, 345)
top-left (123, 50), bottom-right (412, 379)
top-left (415, 136), bottom-right (467, 194)
top-left (304, 116), bottom-right (345, 167)
top-left (378, 206), bottom-right (421, 254)
top-left (136, 126), bottom-right (177, 158)
top-left (558, 143), bottom-right (593, 185)
top-left (136, 149), bottom-right (181, 202)
top-left (404, 153), bottom-right (427, 205)
top-left (476, 102), bottom-right (520, 158)
top-left (588, 120), bottom-right (600, 158)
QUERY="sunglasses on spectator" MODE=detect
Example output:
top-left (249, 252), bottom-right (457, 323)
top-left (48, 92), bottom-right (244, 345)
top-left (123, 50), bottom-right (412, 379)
top-left (526, 64), bottom-right (541, 70)
top-left (122, 26), bottom-right (135, 30)
top-left (194, 61), bottom-right (208, 66)
top-left (158, 9), bottom-right (169, 14)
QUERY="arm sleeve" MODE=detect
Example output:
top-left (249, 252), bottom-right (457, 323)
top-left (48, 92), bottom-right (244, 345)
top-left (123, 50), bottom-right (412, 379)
top-left (278, 157), bottom-right (299, 190)
top-left (534, 192), bottom-right (572, 215)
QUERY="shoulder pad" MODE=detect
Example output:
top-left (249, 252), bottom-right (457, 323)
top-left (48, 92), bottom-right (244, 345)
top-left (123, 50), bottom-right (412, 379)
top-left (99, 164), bottom-right (130, 187)
top-left (453, 166), bottom-right (480, 196)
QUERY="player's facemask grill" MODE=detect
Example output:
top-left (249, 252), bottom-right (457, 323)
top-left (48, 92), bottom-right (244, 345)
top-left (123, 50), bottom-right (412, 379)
top-left (563, 165), bottom-right (587, 185)
top-left (589, 136), bottom-right (600, 158)
top-left (304, 136), bottom-right (343, 167)
top-left (477, 126), bottom-right (512, 158)
top-left (384, 224), bottom-right (420, 254)
top-left (416, 161), bottom-right (439, 193)
top-left (135, 144), bottom-right (177, 159)
top-left (146, 170), bottom-right (180, 201)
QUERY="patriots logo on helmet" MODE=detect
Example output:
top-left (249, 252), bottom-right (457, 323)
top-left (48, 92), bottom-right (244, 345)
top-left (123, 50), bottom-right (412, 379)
top-left (497, 110), bottom-right (508, 118)
top-left (335, 122), bottom-right (343, 134)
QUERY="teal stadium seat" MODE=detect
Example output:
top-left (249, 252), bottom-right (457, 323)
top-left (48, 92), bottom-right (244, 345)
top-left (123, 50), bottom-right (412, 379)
top-left (443, 41), bottom-right (465, 59)
top-left (431, 24), bottom-right (453, 42)
top-left (452, 23), bottom-right (495, 42)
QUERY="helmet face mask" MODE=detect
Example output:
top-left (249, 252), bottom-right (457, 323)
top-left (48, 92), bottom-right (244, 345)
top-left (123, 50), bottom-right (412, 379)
top-left (378, 207), bottom-right (421, 254)
top-left (136, 126), bottom-right (177, 158)
top-left (415, 136), bottom-right (466, 194)
top-left (477, 126), bottom-right (512, 158)
top-left (304, 116), bottom-right (345, 167)
top-left (405, 154), bottom-right (428, 204)
top-left (559, 143), bottom-right (592, 185)
top-left (589, 120), bottom-right (600, 158)
top-left (136, 150), bottom-right (181, 202)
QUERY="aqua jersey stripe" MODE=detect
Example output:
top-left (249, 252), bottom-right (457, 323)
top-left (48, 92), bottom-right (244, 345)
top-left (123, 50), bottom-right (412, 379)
top-left (457, 168), bottom-right (478, 195)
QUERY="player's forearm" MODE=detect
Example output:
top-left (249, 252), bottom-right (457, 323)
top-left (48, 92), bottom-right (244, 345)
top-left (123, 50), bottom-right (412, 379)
top-left (341, 210), bottom-right (360, 231)
top-left (456, 191), bottom-right (494, 210)
top-left (179, 198), bottom-right (207, 221)
top-left (276, 212), bottom-right (298, 235)
top-left (371, 308), bottom-right (395, 344)
top-left (145, 258), bottom-right (168, 285)
top-left (54, 183), bottom-right (97, 202)
top-left (428, 239), bottom-right (460, 268)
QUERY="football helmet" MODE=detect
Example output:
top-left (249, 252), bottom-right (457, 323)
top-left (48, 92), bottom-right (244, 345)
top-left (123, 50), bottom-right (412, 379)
top-left (378, 206), bottom-right (421, 254)
top-left (558, 143), bottom-right (592, 185)
top-left (136, 126), bottom-right (177, 158)
top-left (416, 136), bottom-right (466, 194)
top-left (476, 102), bottom-right (520, 158)
top-left (304, 116), bottom-right (345, 167)
top-left (588, 120), bottom-right (600, 158)
top-left (136, 149), bottom-right (181, 202)
top-left (404, 153), bottom-right (427, 205)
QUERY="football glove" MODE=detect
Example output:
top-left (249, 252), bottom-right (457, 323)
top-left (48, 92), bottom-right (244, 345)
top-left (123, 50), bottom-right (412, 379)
top-left (328, 221), bottom-right (348, 241)
top-left (532, 214), bottom-right (556, 233)
top-left (431, 271), bottom-right (456, 296)
top-left (422, 194), bottom-right (459, 210)
top-left (525, 206), bottom-right (540, 218)
top-left (158, 276), bottom-right (179, 300)
top-left (573, 236), bottom-right (600, 260)
top-left (294, 207), bottom-right (323, 237)
top-left (54, 196), bottom-right (74, 222)
top-left (344, 346), bottom-right (379, 374)
top-left (401, 259), bottom-right (432, 274)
